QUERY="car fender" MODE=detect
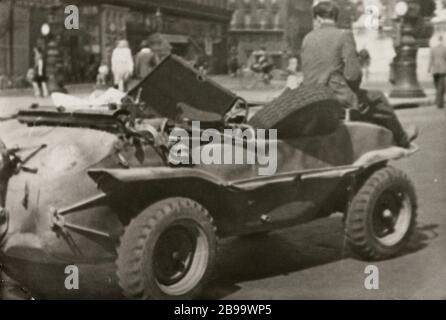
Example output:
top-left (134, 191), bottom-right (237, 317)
top-left (353, 143), bottom-right (419, 168)
top-left (88, 166), bottom-right (229, 188)
top-left (87, 144), bottom-right (418, 192)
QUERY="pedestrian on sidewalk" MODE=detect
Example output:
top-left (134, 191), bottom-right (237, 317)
top-left (257, 49), bottom-right (274, 84)
top-left (31, 47), bottom-right (48, 97)
top-left (134, 40), bottom-right (158, 80)
top-left (228, 46), bottom-right (239, 78)
top-left (96, 64), bottom-right (109, 88)
top-left (358, 47), bottom-right (371, 81)
top-left (285, 53), bottom-right (299, 90)
top-left (111, 40), bottom-right (134, 92)
top-left (428, 35), bottom-right (446, 109)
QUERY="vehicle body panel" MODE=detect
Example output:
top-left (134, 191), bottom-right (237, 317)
top-left (0, 114), bottom-right (417, 265)
top-left (0, 56), bottom-right (418, 288)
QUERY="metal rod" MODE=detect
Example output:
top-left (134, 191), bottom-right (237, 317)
top-left (58, 193), bottom-right (107, 216)
top-left (63, 222), bottom-right (111, 239)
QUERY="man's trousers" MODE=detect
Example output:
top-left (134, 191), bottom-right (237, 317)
top-left (352, 89), bottom-right (409, 148)
top-left (433, 73), bottom-right (445, 109)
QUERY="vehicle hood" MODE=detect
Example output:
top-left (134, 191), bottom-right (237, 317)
top-left (127, 55), bottom-right (238, 122)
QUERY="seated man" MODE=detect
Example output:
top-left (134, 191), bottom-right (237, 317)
top-left (301, 1), bottom-right (417, 148)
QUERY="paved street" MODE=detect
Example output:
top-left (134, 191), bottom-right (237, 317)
top-left (0, 85), bottom-right (445, 299)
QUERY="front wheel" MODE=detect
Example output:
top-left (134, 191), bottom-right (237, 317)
top-left (345, 166), bottom-right (417, 261)
top-left (116, 197), bottom-right (217, 299)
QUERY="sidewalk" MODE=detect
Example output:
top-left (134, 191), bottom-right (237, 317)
top-left (0, 74), bottom-right (436, 108)
top-left (0, 83), bottom-right (94, 98)
top-left (362, 75), bottom-right (435, 108)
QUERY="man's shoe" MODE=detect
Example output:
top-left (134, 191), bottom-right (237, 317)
top-left (398, 125), bottom-right (419, 149)
top-left (405, 124), bottom-right (419, 142)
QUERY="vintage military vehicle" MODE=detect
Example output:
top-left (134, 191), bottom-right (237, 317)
top-left (0, 56), bottom-right (418, 299)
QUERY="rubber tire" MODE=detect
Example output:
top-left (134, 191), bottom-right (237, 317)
top-left (247, 84), bottom-right (341, 138)
top-left (116, 197), bottom-right (217, 300)
top-left (0, 138), bottom-right (11, 209)
top-left (0, 139), bottom-right (8, 175)
top-left (345, 166), bottom-right (417, 261)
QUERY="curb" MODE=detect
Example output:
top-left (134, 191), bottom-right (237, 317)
top-left (387, 93), bottom-right (435, 109)
top-left (0, 83), bottom-right (95, 98)
top-left (1, 80), bottom-right (437, 109)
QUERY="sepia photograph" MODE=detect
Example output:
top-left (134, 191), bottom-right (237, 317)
top-left (0, 0), bottom-right (444, 304)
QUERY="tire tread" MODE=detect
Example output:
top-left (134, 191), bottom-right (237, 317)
top-left (116, 197), bottom-right (216, 299)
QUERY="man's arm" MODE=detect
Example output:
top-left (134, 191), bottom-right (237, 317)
top-left (428, 49), bottom-right (434, 73)
top-left (341, 30), bottom-right (362, 89)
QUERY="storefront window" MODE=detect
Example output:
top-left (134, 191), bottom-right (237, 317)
top-left (244, 13), bottom-right (251, 27)
top-left (50, 5), bottom-right (101, 83)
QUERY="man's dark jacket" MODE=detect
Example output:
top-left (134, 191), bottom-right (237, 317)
top-left (301, 22), bottom-right (362, 109)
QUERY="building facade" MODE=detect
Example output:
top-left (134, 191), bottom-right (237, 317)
top-left (0, 0), bottom-right (233, 86)
top-left (228, 0), bottom-right (313, 68)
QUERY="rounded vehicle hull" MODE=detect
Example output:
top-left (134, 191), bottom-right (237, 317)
top-left (0, 124), bottom-right (123, 263)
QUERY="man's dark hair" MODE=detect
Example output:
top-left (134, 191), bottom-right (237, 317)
top-left (313, 1), bottom-right (339, 22)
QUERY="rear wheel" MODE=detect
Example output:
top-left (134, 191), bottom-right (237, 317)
top-left (116, 197), bottom-right (217, 299)
top-left (345, 166), bottom-right (417, 260)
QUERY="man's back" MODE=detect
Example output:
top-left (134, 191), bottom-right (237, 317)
top-left (430, 44), bottom-right (446, 74)
top-left (302, 23), bottom-right (361, 86)
top-left (301, 22), bottom-right (361, 108)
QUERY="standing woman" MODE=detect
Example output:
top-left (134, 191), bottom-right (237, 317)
top-left (111, 39), bottom-right (134, 92)
top-left (32, 47), bottom-right (49, 97)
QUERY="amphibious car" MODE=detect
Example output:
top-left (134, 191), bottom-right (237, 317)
top-left (0, 55), bottom-right (418, 299)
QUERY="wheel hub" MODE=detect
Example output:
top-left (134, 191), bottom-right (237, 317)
top-left (372, 190), bottom-right (412, 246)
top-left (154, 226), bottom-right (196, 286)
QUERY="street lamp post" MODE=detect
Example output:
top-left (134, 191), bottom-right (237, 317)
top-left (8, 0), bottom-right (15, 81)
top-left (155, 8), bottom-right (163, 33)
top-left (389, 0), bottom-right (426, 98)
top-left (43, 5), bottom-right (65, 93)
top-left (45, 38), bottom-right (61, 92)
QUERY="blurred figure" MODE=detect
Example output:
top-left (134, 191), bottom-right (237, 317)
top-left (26, 68), bottom-right (35, 87)
top-left (32, 47), bottom-right (48, 97)
top-left (134, 40), bottom-right (158, 80)
top-left (254, 48), bottom-right (274, 84)
top-left (96, 64), bottom-right (109, 87)
top-left (111, 40), bottom-right (134, 92)
top-left (228, 46), bottom-right (239, 77)
top-left (285, 54), bottom-right (299, 90)
top-left (358, 47), bottom-right (371, 81)
top-left (247, 50), bottom-right (258, 72)
top-left (262, 53), bottom-right (274, 84)
top-left (148, 33), bottom-right (172, 61)
top-left (428, 35), bottom-right (446, 109)
top-left (195, 55), bottom-right (209, 75)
